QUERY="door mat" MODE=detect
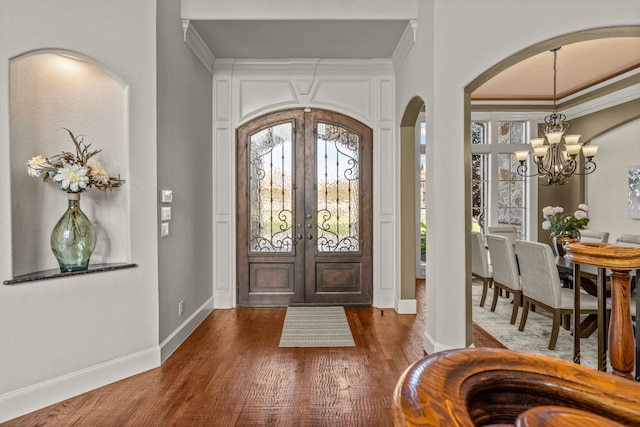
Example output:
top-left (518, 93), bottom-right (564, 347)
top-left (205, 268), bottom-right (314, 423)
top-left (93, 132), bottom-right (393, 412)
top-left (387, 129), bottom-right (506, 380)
top-left (279, 306), bottom-right (356, 347)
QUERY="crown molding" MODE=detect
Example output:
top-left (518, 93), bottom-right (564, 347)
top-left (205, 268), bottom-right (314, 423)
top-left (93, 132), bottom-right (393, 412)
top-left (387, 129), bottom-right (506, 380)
top-left (562, 82), bottom-right (640, 119)
top-left (182, 19), bottom-right (215, 73)
top-left (471, 79), bottom-right (640, 118)
top-left (229, 58), bottom-right (394, 76)
top-left (391, 20), bottom-right (417, 70)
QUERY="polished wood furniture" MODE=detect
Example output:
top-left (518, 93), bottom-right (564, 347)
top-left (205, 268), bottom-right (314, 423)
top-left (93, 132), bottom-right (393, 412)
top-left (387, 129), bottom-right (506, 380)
top-left (564, 242), bottom-right (640, 379)
top-left (393, 348), bottom-right (640, 427)
top-left (556, 255), bottom-right (610, 370)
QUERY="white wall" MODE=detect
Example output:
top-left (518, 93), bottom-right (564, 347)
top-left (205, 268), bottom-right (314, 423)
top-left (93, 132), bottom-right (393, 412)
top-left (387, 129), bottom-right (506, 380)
top-left (587, 119), bottom-right (640, 241)
top-left (395, 0), bottom-right (640, 353)
top-left (0, 0), bottom-right (159, 421)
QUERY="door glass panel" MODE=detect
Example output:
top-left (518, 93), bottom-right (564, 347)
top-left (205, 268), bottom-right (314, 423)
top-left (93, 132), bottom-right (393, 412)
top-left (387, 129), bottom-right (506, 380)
top-left (316, 123), bottom-right (360, 252)
top-left (249, 123), bottom-right (293, 253)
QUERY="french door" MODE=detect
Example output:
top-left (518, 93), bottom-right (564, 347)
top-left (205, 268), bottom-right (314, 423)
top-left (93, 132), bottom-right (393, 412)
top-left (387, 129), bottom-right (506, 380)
top-left (237, 109), bottom-right (372, 306)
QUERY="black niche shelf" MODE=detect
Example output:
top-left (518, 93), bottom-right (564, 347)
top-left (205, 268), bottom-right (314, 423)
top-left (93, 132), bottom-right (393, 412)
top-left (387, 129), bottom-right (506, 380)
top-left (3, 263), bottom-right (137, 285)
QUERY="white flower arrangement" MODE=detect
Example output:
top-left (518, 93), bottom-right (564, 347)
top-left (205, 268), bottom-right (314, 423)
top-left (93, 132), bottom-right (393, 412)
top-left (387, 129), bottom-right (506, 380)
top-left (26, 129), bottom-right (125, 192)
top-left (541, 204), bottom-right (590, 238)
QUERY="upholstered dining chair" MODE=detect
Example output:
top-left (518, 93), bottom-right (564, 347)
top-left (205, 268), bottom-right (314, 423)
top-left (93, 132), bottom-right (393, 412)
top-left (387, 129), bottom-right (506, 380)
top-left (615, 233), bottom-right (640, 247)
top-left (471, 231), bottom-right (493, 307)
top-left (486, 234), bottom-right (521, 324)
top-left (515, 240), bottom-right (599, 350)
top-left (579, 229), bottom-right (609, 243)
top-left (487, 226), bottom-right (517, 246)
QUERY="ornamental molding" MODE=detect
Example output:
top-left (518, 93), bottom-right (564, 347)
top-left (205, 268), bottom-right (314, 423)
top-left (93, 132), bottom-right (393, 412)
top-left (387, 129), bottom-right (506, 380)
top-left (391, 20), bottom-right (417, 70)
top-left (182, 19), bottom-right (215, 73)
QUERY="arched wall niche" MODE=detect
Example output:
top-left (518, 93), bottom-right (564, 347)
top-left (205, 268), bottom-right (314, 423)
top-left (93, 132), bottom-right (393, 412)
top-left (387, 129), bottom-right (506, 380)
top-left (9, 49), bottom-right (131, 276)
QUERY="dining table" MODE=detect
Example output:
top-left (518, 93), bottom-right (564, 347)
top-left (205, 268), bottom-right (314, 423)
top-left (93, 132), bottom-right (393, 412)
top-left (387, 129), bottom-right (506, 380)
top-left (561, 243), bottom-right (640, 381)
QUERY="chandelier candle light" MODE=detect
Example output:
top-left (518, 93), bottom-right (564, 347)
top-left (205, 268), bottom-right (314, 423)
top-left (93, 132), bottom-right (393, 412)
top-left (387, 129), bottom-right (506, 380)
top-left (514, 47), bottom-right (598, 186)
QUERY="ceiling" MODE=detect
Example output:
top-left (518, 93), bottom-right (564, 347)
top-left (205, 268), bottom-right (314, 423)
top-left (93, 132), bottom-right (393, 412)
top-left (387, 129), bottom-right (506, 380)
top-left (191, 20), bottom-right (640, 101)
top-left (191, 20), bottom-right (409, 60)
top-left (472, 37), bottom-right (640, 101)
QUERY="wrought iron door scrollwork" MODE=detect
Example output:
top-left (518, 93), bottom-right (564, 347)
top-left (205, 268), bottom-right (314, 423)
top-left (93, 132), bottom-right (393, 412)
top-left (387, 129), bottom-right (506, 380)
top-left (316, 123), bottom-right (361, 253)
top-left (249, 124), bottom-right (294, 253)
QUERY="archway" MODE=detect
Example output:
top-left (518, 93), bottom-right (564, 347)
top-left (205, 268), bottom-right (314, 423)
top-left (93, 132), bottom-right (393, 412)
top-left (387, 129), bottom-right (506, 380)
top-left (398, 96), bottom-right (425, 313)
top-left (464, 25), bottom-right (640, 340)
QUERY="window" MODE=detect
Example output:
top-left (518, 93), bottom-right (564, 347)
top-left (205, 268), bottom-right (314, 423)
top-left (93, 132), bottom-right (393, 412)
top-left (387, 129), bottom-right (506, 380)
top-left (471, 117), bottom-right (535, 240)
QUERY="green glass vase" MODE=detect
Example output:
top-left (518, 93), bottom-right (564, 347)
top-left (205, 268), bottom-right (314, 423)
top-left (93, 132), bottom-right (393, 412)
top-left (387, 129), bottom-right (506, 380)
top-left (50, 192), bottom-right (96, 272)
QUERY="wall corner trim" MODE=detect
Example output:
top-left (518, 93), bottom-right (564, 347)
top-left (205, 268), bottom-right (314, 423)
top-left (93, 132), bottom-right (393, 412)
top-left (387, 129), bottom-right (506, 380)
top-left (182, 19), bottom-right (215, 73)
top-left (396, 298), bottom-right (417, 314)
top-left (160, 296), bottom-right (214, 362)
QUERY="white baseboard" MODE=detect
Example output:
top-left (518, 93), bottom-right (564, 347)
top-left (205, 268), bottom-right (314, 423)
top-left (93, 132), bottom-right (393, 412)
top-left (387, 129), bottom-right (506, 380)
top-left (0, 346), bottom-right (160, 423)
top-left (160, 296), bottom-right (213, 362)
top-left (373, 292), bottom-right (396, 308)
top-left (423, 330), bottom-right (458, 355)
top-left (213, 290), bottom-right (233, 308)
top-left (396, 298), bottom-right (417, 314)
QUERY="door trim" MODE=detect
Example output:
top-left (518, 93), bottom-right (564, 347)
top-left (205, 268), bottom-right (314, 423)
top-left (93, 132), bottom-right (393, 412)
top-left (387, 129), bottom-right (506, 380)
top-left (236, 108), bottom-right (373, 306)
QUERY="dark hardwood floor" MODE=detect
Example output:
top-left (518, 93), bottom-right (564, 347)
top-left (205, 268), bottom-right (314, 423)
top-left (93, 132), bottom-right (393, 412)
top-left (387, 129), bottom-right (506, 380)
top-left (4, 279), bottom-right (504, 426)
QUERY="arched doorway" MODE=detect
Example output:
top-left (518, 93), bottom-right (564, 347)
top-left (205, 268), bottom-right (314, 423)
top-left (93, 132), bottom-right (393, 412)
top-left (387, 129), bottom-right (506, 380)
top-left (464, 25), bottom-right (640, 339)
top-left (399, 97), bottom-right (426, 311)
top-left (236, 108), bottom-right (373, 306)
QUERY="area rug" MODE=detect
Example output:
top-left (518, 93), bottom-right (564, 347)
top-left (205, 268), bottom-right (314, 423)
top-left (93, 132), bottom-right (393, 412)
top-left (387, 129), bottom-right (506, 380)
top-left (279, 306), bottom-right (356, 347)
top-left (472, 281), bottom-right (599, 369)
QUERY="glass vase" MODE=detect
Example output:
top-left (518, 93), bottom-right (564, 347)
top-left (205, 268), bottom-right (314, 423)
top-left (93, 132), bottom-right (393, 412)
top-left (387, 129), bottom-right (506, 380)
top-left (50, 192), bottom-right (96, 272)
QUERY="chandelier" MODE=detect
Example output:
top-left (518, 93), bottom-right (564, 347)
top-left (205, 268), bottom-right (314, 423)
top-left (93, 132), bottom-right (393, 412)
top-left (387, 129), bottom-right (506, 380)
top-left (514, 47), bottom-right (598, 185)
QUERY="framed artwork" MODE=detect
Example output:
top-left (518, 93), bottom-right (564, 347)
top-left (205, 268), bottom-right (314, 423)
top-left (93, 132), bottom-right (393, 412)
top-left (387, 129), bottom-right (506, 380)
top-left (628, 165), bottom-right (640, 219)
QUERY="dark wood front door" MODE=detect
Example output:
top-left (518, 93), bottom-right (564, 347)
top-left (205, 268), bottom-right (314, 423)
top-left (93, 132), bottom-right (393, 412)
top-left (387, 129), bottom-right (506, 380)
top-left (237, 109), bottom-right (372, 306)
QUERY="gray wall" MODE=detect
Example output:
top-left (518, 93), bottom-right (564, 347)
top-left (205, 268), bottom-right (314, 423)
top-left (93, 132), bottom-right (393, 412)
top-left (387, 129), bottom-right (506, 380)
top-left (157, 0), bottom-right (213, 348)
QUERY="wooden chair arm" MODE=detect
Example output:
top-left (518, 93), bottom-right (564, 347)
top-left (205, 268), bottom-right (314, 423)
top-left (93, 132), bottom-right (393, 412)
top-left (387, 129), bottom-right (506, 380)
top-left (393, 348), bottom-right (640, 426)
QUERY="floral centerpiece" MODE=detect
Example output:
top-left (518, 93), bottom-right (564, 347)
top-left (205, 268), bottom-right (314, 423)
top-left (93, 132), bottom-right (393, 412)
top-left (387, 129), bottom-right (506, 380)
top-left (27, 128), bottom-right (124, 192)
top-left (541, 204), bottom-right (589, 256)
top-left (26, 129), bottom-right (125, 272)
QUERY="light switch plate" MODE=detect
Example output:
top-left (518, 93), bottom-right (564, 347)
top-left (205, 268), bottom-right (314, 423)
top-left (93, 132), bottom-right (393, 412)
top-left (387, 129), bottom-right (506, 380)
top-left (161, 222), bottom-right (170, 237)
top-left (161, 189), bottom-right (173, 203)
top-left (161, 206), bottom-right (172, 221)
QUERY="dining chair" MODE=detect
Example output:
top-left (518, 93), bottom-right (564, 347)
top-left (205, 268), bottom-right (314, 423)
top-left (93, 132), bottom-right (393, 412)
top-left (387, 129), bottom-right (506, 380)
top-left (515, 240), bottom-right (599, 350)
top-left (579, 229), bottom-right (609, 243)
top-left (487, 226), bottom-right (517, 246)
top-left (486, 234), bottom-right (521, 324)
top-left (615, 233), bottom-right (640, 247)
top-left (471, 231), bottom-right (493, 307)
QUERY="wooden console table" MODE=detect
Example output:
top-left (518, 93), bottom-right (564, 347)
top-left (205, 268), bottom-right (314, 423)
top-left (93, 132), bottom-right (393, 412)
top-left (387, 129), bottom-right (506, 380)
top-left (564, 242), bottom-right (640, 379)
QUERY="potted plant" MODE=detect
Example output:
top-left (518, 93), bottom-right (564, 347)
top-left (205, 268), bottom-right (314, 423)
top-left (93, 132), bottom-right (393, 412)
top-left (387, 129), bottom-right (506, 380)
top-left (26, 129), bottom-right (125, 272)
top-left (541, 204), bottom-right (590, 256)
